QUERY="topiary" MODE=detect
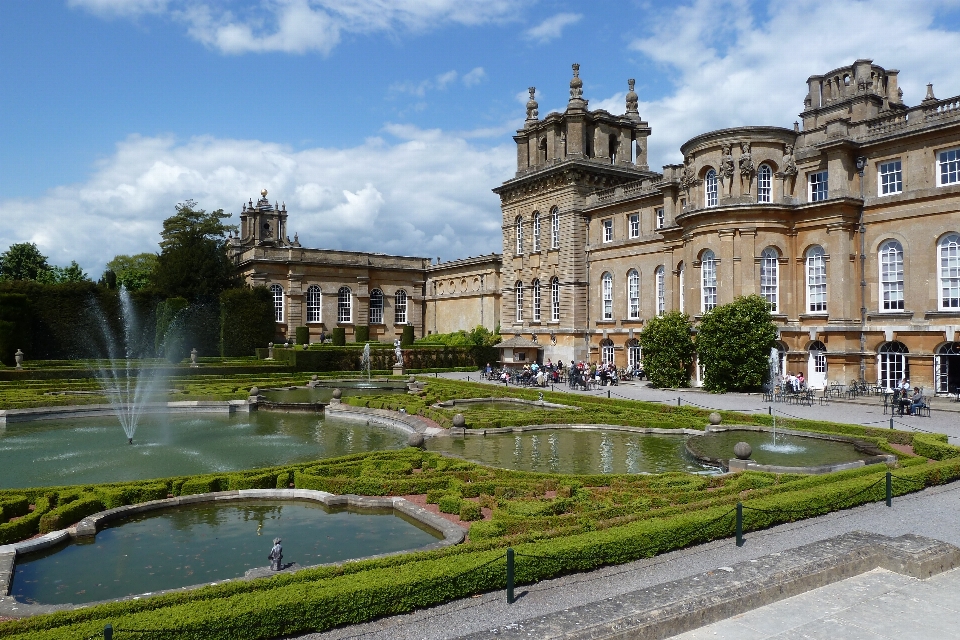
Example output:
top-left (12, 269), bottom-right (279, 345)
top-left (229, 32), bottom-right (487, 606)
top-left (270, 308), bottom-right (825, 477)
top-left (332, 327), bottom-right (346, 346)
top-left (459, 501), bottom-right (482, 521)
top-left (437, 493), bottom-right (463, 514)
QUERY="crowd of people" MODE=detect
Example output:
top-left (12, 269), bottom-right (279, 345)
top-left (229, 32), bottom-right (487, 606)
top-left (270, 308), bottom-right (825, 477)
top-left (483, 360), bottom-right (644, 389)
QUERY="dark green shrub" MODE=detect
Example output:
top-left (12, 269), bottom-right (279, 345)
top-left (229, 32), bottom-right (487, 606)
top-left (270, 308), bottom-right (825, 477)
top-left (0, 294), bottom-right (31, 366)
top-left (332, 328), bottom-right (346, 346)
top-left (401, 325), bottom-right (414, 347)
top-left (228, 473), bottom-right (278, 490)
top-left (0, 496), bottom-right (30, 522)
top-left (39, 496), bottom-right (104, 534)
top-left (354, 326), bottom-right (370, 343)
top-left (696, 295), bottom-right (778, 392)
top-left (437, 494), bottom-right (463, 514)
top-left (425, 489), bottom-right (446, 504)
top-left (179, 476), bottom-right (223, 496)
top-left (459, 501), bottom-right (482, 521)
top-left (639, 311), bottom-right (695, 388)
top-left (221, 287), bottom-right (275, 357)
top-left (913, 434), bottom-right (960, 460)
top-left (156, 297), bottom-right (190, 362)
top-left (0, 496), bottom-right (51, 544)
top-left (295, 326), bottom-right (309, 345)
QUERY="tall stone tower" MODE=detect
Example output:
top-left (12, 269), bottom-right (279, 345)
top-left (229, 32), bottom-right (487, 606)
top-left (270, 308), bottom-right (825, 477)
top-left (492, 65), bottom-right (658, 362)
top-left (229, 189), bottom-right (296, 253)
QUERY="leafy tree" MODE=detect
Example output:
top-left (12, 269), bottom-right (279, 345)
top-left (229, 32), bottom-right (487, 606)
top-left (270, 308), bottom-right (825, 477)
top-left (0, 243), bottom-right (51, 281)
top-left (416, 325), bottom-right (501, 347)
top-left (153, 200), bottom-right (239, 300)
top-left (638, 311), bottom-right (695, 388)
top-left (106, 253), bottom-right (158, 291)
top-left (49, 261), bottom-right (90, 283)
top-left (696, 294), bottom-right (778, 392)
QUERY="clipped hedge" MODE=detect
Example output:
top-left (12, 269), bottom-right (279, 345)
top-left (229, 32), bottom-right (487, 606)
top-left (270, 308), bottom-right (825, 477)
top-left (354, 326), bottom-right (370, 343)
top-left (228, 473), bottom-right (279, 491)
top-left (221, 287), bottom-right (275, 357)
top-left (39, 496), bottom-right (104, 534)
top-left (331, 328), bottom-right (346, 346)
top-left (0, 496), bottom-right (30, 522)
top-left (0, 496), bottom-right (53, 544)
top-left (913, 433), bottom-right (960, 460)
top-left (459, 501), bottom-right (482, 521)
top-left (179, 476), bottom-right (223, 496)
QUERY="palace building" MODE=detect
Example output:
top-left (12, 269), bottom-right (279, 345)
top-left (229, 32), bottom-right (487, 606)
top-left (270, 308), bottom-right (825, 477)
top-left (496, 60), bottom-right (960, 393)
top-left (232, 58), bottom-right (960, 394)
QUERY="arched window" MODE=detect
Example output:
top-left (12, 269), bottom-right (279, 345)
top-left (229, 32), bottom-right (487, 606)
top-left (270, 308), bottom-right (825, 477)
top-left (270, 284), bottom-right (284, 323)
top-left (757, 164), bottom-right (773, 203)
top-left (600, 339), bottom-right (615, 364)
top-left (394, 289), bottom-right (407, 325)
top-left (678, 262), bottom-right (685, 314)
top-left (550, 207), bottom-right (560, 249)
top-left (936, 342), bottom-right (960, 394)
top-left (939, 234), bottom-right (960, 310)
top-left (879, 240), bottom-right (904, 311)
top-left (515, 216), bottom-right (524, 255)
top-left (701, 250), bottom-right (717, 313)
top-left (550, 277), bottom-right (560, 321)
top-left (805, 245), bottom-right (827, 313)
top-left (601, 272), bottom-right (613, 320)
top-left (655, 266), bottom-right (665, 316)
top-left (760, 247), bottom-right (779, 312)
top-left (878, 341), bottom-right (909, 391)
top-left (337, 286), bottom-right (352, 323)
top-left (627, 270), bottom-right (640, 319)
top-left (626, 339), bottom-right (642, 370)
top-left (306, 285), bottom-right (322, 323)
top-left (705, 169), bottom-right (718, 207)
top-left (369, 289), bottom-right (384, 324)
top-left (532, 279), bottom-right (541, 321)
top-left (532, 212), bottom-right (541, 252)
top-left (808, 340), bottom-right (827, 389)
top-left (515, 281), bottom-right (524, 322)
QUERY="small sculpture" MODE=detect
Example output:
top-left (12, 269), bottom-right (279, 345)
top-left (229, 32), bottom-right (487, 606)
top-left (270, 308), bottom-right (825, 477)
top-left (625, 79), bottom-right (639, 117)
top-left (739, 141), bottom-right (755, 177)
top-left (394, 339), bottom-right (403, 366)
top-left (190, 348), bottom-right (199, 368)
top-left (267, 342), bottom-right (274, 360)
top-left (569, 63), bottom-right (583, 100)
top-left (268, 537), bottom-right (283, 571)
top-left (525, 87), bottom-right (539, 121)
top-left (719, 144), bottom-right (735, 195)
top-left (14, 349), bottom-right (23, 370)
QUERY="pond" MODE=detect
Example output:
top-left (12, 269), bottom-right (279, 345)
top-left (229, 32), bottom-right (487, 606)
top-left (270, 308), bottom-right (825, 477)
top-left (426, 429), bottom-right (714, 475)
top-left (12, 500), bottom-right (442, 605)
top-left (686, 430), bottom-right (869, 468)
top-left (446, 400), bottom-right (567, 412)
top-left (262, 384), bottom-right (406, 404)
top-left (0, 412), bottom-right (408, 488)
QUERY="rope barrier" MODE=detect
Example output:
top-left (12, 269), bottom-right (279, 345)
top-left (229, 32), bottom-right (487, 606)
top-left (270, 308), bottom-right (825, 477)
top-left (889, 474), bottom-right (928, 489)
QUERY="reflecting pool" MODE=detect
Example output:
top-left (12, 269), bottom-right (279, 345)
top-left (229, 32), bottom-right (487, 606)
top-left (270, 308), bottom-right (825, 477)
top-left (0, 413), bottom-right (408, 488)
top-left (12, 500), bottom-right (441, 605)
top-left (263, 384), bottom-right (406, 404)
top-left (426, 429), bottom-right (714, 475)
top-left (686, 430), bottom-right (868, 467)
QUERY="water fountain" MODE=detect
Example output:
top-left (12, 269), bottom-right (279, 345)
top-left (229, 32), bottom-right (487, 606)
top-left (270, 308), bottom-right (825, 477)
top-left (90, 286), bottom-right (168, 444)
top-left (361, 343), bottom-right (371, 383)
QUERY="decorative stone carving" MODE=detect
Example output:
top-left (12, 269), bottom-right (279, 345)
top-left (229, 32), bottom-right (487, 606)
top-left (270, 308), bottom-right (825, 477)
top-left (719, 144), bottom-right (735, 196)
top-left (708, 412), bottom-right (722, 425)
top-left (407, 432), bottom-right (425, 448)
top-left (525, 87), bottom-right (539, 122)
top-left (739, 141), bottom-right (755, 195)
top-left (777, 143), bottom-right (798, 199)
top-left (678, 155), bottom-right (701, 200)
top-left (14, 349), bottom-right (23, 370)
top-left (625, 79), bottom-right (639, 117)
top-left (569, 63), bottom-right (583, 100)
top-left (733, 442), bottom-right (752, 460)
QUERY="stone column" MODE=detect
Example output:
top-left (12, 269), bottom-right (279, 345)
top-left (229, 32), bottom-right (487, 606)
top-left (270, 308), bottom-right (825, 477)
top-left (717, 229), bottom-right (737, 305)
top-left (740, 229), bottom-right (758, 296)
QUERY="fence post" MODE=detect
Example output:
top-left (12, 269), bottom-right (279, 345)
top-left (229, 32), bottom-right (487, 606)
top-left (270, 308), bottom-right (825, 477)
top-left (103, 624), bottom-right (113, 640)
top-left (768, 406), bottom-right (772, 416)
top-left (677, 397), bottom-right (681, 407)
top-left (889, 417), bottom-right (894, 430)
top-left (607, 390), bottom-right (611, 399)
top-left (506, 548), bottom-right (515, 604)
top-left (886, 471), bottom-right (892, 507)
top-left (736, 503), bottom-right (743, 547)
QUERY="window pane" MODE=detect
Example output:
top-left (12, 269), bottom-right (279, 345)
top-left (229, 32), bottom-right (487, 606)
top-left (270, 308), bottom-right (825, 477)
top-left (806, 247), bottom-right (827, 312)
top-left (369, 289), bottom-right (383, 324)
top-left (940, 149), bottom-right (960, 186)
top-left (533, 279), bottom-right (541, 321)
top-left (551, 209), bottom-right (560, 249)
top-left (701, 252), bottom-right (716, 312)
top-left (760, 249), bottom-right (778, 312)
top-left (941, 234), bottom-right (960, 309)
top-left (630, 214), bottom-right (639, 238)
top-left (271, 285), bottom-right (284, 322)
top-left (602, 274), bottom-right (613, 320)
top-left (533, 214), bottom-right (540, 251)
top-left (628, 271), bottom-right (639, 319)
top-left (551, 278), bottom-right (560, 321)
top-left (306, 286), bottom-right (321, 323)
top-left (394, 290), bottom-right (407, 324)
top-left (879, 241), bottom-right (904, 310)
top-left (338, 287), bottom-right (351, 323)
top-left (879, 160), bottom-right (902, 195)
top-left (515, 282), bottom-right (524, 322)
top-left (810, 171), bottom-right (828, 202)
top-left (757, 165), bottom-right (772, 203)
top-left (705, 170), bottom-right (718, 207)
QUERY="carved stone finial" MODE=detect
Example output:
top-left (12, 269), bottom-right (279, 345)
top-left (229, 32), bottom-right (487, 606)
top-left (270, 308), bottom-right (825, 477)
top-left (261, 188), bottom-right (268, 198)
top-left (525, 87), bottom-right (539, 121)
top-left (569, 63), bottom-right (583, 100)
top-left (923, 83), bottom-right (937, 102)
top-left (625, 78), bottom-right (639, 117)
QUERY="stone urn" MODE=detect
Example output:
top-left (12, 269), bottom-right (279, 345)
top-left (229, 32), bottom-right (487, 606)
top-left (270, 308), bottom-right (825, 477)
top-left (407, 432), bottom-right (425, 448)
top-left (14, 349), bottom-right (23, 370)
top-left (733, 442), bottom-right (752, 460)
top-left (708, 412), bottom-right (722, 425)
top-left (190, 348), bottom-right (199, 367)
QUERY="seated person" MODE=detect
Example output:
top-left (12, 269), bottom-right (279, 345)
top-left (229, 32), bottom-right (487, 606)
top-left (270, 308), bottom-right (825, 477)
top-left (909, 387), bottom-right (925, 415)
top-left (796, 372), bottom-right (805, 389)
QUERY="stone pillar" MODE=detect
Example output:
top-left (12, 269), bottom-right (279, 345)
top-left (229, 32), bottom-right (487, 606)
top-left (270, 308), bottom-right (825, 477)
top-left (717, 229), bottom-right (736, 305)
top-left (740, 229), bottom-right (758, 296)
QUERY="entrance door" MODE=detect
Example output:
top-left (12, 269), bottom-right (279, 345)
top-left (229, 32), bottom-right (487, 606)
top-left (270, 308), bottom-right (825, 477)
top-left (936, 343), bottom-right (960, 394)
top-left (807, 341), bottom-right (827, 389)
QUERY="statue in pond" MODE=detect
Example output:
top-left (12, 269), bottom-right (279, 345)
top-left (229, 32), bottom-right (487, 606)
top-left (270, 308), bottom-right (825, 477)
top-left (268, 537), bottom-right (283, 571)
top-left (394, 339), bottom-right (403, 366)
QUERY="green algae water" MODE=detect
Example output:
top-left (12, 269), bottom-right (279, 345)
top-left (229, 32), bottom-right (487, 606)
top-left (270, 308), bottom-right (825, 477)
top-left (12, 500), bottom-right (442, 605)
top-left (0, 412), bottom-right (407, 488)
top-left (426, 429), bottom-right (714, 475)
top-left (686, 430), bottom-right (867, 467)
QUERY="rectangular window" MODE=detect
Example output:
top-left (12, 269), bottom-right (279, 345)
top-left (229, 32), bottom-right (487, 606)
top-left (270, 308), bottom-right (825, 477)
top-left (603, 219), bottom-right (613, 243)
top-left (629, 213), bottom-right (640, 238)
top-left (602, 276), bottom-right (613, 320)
top-left (655, 208), bottom-right (664, 230)
top-left (807, 254), bottom-right (827, 312)
top-left (701, 258), bottom-right (717, 313)
top-left (551, 211), bottom-right (560, 249)
top-left (879, 160), bottom-right (903, 195)
top-left (628, 272), bottom-right (640, 319)
top-left (939, 148), bottom-right (960, 186)
top-left (533, 281), bottom-right (541, 321)
top-left (551, 279), bottom-right (560, 321)
top-left (809, 171), bottom-right (829, 202)
top-left (656, 268), bottom-right (665, 316)
top-left (533, 215), bottom-right (541, 251)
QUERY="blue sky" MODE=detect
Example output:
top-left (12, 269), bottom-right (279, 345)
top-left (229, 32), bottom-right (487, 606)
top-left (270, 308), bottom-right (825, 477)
top-left (2, 0), bottom-right (960, 277)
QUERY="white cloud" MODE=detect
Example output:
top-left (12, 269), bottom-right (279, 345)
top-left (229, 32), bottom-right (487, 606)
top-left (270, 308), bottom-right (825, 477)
top-left (0, 130), bottom-right (513, 276)
top-left (70, 0), bottom-right (525, 55)
top-left (624, 0), bottom-right (960, 168)
top-left (524, 12), bottom-right (581, 43)
top-left (462, 67), bottom-right (486, 87)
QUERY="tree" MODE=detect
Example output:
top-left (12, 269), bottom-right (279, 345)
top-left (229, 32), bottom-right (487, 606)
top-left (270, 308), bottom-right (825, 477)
top-left (153, 201), bottom-right (239, 300)
top-left (106, 253), bottom-right (158, 291)
top-left (0, 243), bottom-right (51, 281)
top-left (695, 294), bottom-right (778, 393)
top-left (638, 311), bottom-right (695, 388)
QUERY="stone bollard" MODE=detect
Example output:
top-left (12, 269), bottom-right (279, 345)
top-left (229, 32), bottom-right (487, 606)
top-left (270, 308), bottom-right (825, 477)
top-left (733, 442), bottom-right (752, 460)
top-left (708, 412), bottom-right (722, 425)
top-left (267, 342), bottom-right (274, 359)
top-left (14, 349), bottom-right (23, 370)
top-left (331, 388), bottom-right (342, 405)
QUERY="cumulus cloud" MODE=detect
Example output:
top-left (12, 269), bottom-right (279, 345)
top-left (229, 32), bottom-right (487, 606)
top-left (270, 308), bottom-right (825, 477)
top-left (389, 68), bottom-right (487, 99)
top-left (0, 131), bottom-right (513, 276)
top-left (70, 0), bottom-right (525, 55)
top-left (461, 67), bottom-right (486, 87)
top-left (524, 12), bottom-right (581, 43)
top-left (622, 0), bottom-right (960, 168)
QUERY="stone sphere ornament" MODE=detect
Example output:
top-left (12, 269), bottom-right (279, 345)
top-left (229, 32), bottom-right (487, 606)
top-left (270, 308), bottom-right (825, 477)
top-left (332, 388), bottom-right (342, 400)
top-left (452, 413), bottom-right (466, 429)
top-left (249, 386), bottom-right (260, 396)
top-left (708, 412), bottom-right (722, 425)
top-left (408, 376), bottom-right (417, 384)
top-left (407, 432), bottom-right (425, 448)
top-left (733, 442), bottom-right (753, 460)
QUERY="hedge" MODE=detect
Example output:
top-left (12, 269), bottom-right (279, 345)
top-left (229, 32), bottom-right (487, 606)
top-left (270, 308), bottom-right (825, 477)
top-left (354, 326), bottom-right (370, 343)
top-left (38, 496), bottom-right (105, 534)
top-left (221, 288), bottom-right (275, 357)
top-left (332, 328), bottom-right (346, 346)
top-left (265, 345), bottom-right (493, 373)
top-left (912, 433), bottom-right (960, 460)
top-left (180, 476), bottom-right (224, 495)
top-left (0, 496), bottom-right (53, 544)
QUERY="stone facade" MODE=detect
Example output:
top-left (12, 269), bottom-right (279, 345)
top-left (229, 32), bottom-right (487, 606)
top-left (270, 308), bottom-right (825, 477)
top-left (496, 61), bottom-right (960, 393)
top-left (424, 255), bottom-right (502, 335)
